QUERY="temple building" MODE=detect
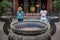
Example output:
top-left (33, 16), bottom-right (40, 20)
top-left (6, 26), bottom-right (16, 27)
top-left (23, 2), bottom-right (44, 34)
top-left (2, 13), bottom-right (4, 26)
top-left (12, 0), bottom-right (51, 13)
top-left (0, 0), bottom-right (53, 16)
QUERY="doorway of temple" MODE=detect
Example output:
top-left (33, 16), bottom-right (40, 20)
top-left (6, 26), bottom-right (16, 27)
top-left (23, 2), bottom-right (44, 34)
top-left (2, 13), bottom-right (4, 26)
top-left (17, 0), bottom-right (47, 13)
top-left (18, 0), bottom-right (24, 11)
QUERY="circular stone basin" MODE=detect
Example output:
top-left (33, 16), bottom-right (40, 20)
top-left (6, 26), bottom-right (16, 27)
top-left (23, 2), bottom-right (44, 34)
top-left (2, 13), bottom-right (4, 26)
top-left (10, 21), bottom-right (48, 35)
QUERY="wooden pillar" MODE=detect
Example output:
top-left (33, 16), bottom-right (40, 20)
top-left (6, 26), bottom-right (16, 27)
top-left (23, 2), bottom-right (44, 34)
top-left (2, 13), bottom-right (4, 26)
top-left (50, 0), bottom-right (52, 13)
top-left (24, 0), bottom-right (28, 13)
top-left (15, 0), bottom-right (18, 12)
top-left (47, 0), bottom-right (50, 13)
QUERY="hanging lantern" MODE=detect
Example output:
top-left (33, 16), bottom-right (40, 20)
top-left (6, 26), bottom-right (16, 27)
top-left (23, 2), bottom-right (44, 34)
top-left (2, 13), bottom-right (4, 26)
top-left (36, 4), bottom-right (40, 8)
top-left (30, 6), bottom-right (35, 13)
top-left (30, 0), bottom-right (35, 13)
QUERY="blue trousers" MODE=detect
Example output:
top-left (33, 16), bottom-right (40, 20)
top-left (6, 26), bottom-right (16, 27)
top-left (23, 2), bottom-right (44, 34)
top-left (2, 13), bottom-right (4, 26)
top-left (18, 19), bottom-right (23, 21)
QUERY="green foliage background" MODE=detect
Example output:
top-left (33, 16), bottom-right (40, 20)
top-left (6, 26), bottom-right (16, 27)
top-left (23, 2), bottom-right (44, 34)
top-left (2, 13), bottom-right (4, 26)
top-left (53, 0), bottom-right (60, 8)
top-left (53, 0), bottom-right (60, 18)
top-left (0, 0), bottom-right (12, 16)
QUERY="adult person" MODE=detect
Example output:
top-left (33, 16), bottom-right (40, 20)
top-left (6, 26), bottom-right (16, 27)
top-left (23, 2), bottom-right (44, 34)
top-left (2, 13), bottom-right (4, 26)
top-left (40, 8), bottom-right (47, 23)
top-left (17, 7), bottom-right (24, 21)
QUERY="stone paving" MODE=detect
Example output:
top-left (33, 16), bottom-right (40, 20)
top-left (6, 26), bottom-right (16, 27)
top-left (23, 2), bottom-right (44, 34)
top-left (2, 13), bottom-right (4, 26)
top-left (0, 19), bottom-right (60, 40)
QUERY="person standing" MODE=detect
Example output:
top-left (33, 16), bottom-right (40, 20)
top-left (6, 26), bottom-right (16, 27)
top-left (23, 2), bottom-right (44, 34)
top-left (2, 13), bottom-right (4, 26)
top-left (40, 8), bottom-right (47, 23)
top-left (17, 7), bottom-right (24, 21)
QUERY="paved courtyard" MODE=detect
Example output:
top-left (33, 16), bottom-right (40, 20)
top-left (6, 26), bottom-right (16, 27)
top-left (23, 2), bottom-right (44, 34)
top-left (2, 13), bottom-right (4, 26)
top-left (0, 19), bottom-right (60, 40)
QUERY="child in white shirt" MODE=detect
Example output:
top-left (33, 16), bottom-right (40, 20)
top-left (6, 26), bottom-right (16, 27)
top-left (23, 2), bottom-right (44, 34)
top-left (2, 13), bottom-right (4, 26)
top-left (40, 9), bottom-right (47, 23)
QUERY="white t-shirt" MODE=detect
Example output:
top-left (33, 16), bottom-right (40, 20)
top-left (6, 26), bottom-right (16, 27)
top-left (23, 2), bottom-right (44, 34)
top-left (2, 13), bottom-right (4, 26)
top-left (40, 10), bottom-right (47, 23)
top-left (40, 10), bottom-right (47, 16)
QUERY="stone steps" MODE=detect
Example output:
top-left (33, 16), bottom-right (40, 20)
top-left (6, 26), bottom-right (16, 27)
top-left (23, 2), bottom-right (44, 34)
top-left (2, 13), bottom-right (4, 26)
top-left (24, 16), bottom-right (40, 19)
top-left (24, 13), bottom-right (40, 19)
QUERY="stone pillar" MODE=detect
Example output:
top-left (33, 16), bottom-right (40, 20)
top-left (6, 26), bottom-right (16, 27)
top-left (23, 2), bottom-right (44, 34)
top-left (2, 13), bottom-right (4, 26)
top-left (24, 0), bottom-right (28, 13)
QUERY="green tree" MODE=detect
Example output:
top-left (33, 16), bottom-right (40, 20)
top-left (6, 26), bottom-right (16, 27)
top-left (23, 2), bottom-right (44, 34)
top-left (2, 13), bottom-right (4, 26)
top-left (1, 0), bottom-right (12, 8)
top-left (0, 0), bottom-right (12, 16)
top-left (53, 0), bottom-right (60, 8)
top-left (53, 0), bottom-right (60, 17)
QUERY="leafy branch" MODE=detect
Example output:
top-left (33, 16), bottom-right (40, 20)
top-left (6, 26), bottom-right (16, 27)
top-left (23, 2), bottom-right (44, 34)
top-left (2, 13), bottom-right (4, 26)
top-left (0, 0), bottom-right (13, 16)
